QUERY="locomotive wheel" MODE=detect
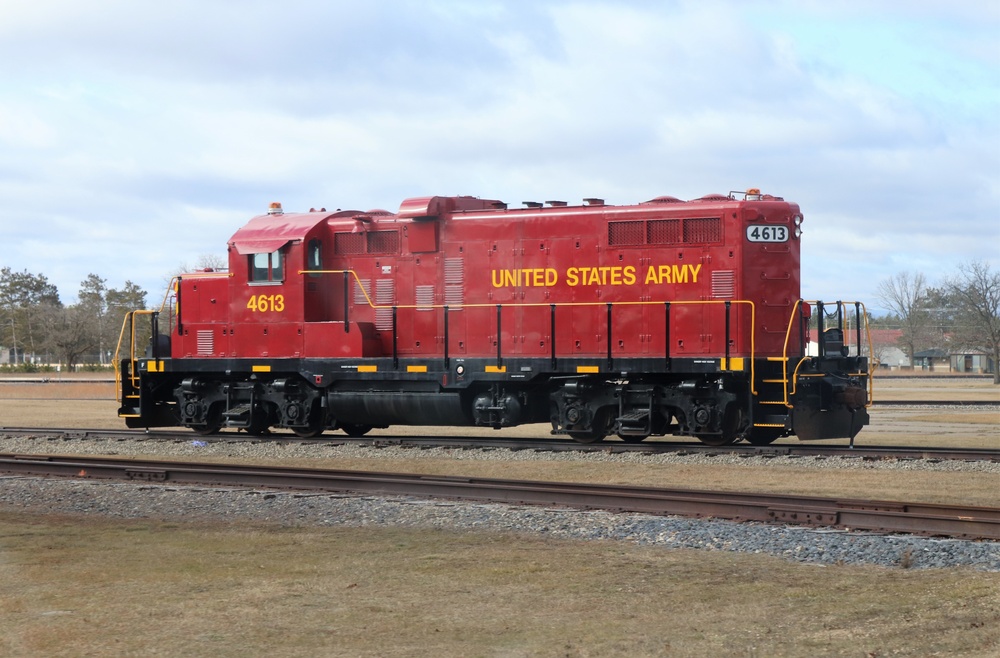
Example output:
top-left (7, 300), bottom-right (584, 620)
top-left (191, 422), bottom-right (222, 436)
top-left (695, 404), bottom-right (743, 446)
top-left (290, 404), bottom-right (325, 438)
top-left (567, 409), bottom-right (610, 444)
top-left (568, 430), bottom-right (605, 444)
top-left (340, 423), bottom-right (373, 437)
top-left (191, 406), bottom-right (223, 435)
top-left (696, 434), bottom-right (739, 447)
top-left (292, 421), bottom-right (324, 438)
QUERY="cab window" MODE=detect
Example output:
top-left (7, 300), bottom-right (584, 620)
top-left (249, 249), bottom-right (284, 283)
top-left (307, 239), bottom-right (322, 276)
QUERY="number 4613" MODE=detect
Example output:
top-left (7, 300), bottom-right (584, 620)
top-left (247, 293), bottom-right (285, 312)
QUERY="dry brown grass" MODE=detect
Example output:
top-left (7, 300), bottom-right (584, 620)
top-left (1, 512), bottom-right (998, 658)
top-left (873, 374), bottom-right (1000, 402)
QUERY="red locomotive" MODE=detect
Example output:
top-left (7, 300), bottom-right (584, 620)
top-left (116, 189), bottom-right (872, 446)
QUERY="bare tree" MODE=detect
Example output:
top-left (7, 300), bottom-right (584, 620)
top-left (876, 271), bottom-right (932, 369)
top-left (944, 260), bottom-right (1000, 384)
top-left (42, 305), bottom-right (96, 370)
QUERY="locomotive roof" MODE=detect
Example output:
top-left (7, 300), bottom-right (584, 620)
top-left (229, 208), bottom-right (361, 254)
top-left (229, 190), bottom-right (793, 253)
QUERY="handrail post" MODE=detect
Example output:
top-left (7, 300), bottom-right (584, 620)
top-left (550, 303), bottom-right (556, 369)
top-left (495, 304), bottom-right (502, 368)
top-left (343, 272), bottom-right (350, 333)
top-left (392, 306), bottom-right (398, 369)
top-left (724, 300), bottom-right (731, 368)
top-left (664, 302), bottom-right (671, 369)
top-left (798, 300), bottom-right (807, 358)
top-left (855, 302), bottom-right (862, 359)
top-left (443, 305), bottom-right (450, 369)
top-left (606, 302), bottom-right (613, 371)
top-left (816, 301), bottom-right (825, 357)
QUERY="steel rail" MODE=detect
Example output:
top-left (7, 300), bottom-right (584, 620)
top-left (873, 400), bottom-right (999, 407)
top-left (1, 427), bottom-right (999, 462)
top-left (0, 454), bottom-right (997, 540)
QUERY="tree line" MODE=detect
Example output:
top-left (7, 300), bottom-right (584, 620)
top-left (0, 267), bottom-right (147, 371)
top-left (875, 260), bottom-right (1000, 384)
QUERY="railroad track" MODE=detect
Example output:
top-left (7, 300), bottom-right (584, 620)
top-left (2, 426), bottom-right (998, 462)
top-left (873, 400), bottom-right (1000, 407)
top-left (1, 453), bottom-right (997, 540)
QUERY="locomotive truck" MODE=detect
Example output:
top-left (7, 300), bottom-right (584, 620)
top-left (116, 188), bottom-right (872, 446)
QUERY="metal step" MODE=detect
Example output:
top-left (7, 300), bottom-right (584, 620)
top-left (616, 409), bottom-right (650, 436)
top-left (223, 404), bottom-right (252, 419)
top-left (618, 410), bottom-right (649, 423)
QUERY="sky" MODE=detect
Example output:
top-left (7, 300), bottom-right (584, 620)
top-left (1, 0), bottom-right (997, 314)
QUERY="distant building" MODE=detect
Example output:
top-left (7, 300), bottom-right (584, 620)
top-left (867, 329), bottom-right (908, 370)
top-left (950, 349), bottom-right (995, 375)
top-left (912, 348), bottom-right (950, 372)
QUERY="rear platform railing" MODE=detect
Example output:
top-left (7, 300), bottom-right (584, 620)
top-left (114, 309), bottom-right (161, 405)
top-left (778, 300), bottom-right (874, 408)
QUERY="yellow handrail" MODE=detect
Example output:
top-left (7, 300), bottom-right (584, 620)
top-left (300, 269), bottom-right (758, 394)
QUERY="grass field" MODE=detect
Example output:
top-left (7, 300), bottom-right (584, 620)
top-left (1, 513), bottom-right (998, 658)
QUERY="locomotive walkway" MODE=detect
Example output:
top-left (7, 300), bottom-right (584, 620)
top-left (1, 453), bottom-right (997, 540)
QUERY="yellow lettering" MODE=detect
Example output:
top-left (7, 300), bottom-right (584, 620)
top-left (492, 263), bottom-right (694, 289)
top-left (671, 264), bottom-right (686, 284)
top-left (643, 263), bottom-right (703, 286)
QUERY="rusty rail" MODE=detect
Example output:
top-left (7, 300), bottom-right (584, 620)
top-left (1, 427), bottom-right (999, 462)
top-left (1, 454), bottom-right (997, 540)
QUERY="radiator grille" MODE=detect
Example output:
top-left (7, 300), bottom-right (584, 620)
top-left (444, 258), bottom-right (464, 308)
top-left (334, 232), bottom-right (365, 255)
top-left (375, 279), bottom-right (395, 331)
top-left (367, 230), bottom-right (400, 254)
top-left (608, 221), bottom-right (644, 246)
top-left (415, 285), bottom-right (435, 311)
top-left (353, 278), bottom-right (372, 306)
top-left (712, 270), bottom-right (736, 298)
top-left (684, 217), bottom-right (722, 243)
top-left (196, 330), bottom-right (214, 355)
top-left (608, 217), bottom-right (722, 246)
top-left (647, 219), bottom-right (681, 244)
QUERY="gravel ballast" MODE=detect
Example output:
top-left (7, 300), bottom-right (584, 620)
top-left (1, 435), bottom-right (998, 571)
